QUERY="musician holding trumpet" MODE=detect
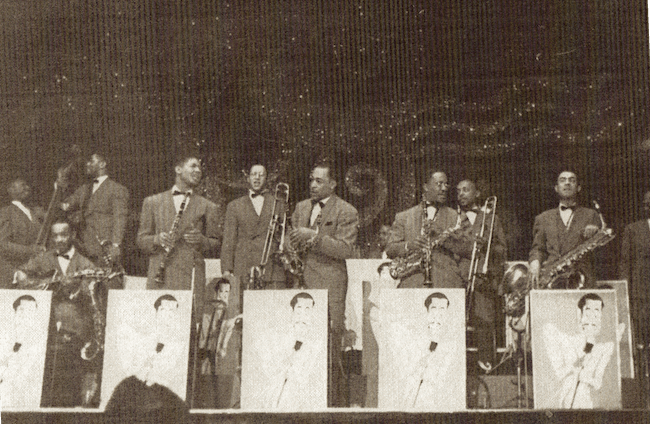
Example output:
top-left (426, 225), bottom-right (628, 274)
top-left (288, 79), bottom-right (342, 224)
top-left (136, 155), bottom-right (220, 308)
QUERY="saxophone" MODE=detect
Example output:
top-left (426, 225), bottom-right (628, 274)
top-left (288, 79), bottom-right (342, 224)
top-left (154, 191), bottom-right (191, 286)
top-left (389, 215), bottom-right (465, 280)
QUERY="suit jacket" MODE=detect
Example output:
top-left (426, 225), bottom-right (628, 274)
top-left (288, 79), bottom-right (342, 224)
top-left (529, 206), bottom-right (601, 286)
top-left (221, 193), bottom-right (284, 311)
top-left (456, 210), bottom-right (507, 323)
top-left (619, 219), bottom-right (650, 323)
top-left (65, 178), bottom-right (129, 259)
top-left (386, 204), bottom-right (465, 289)
top-left (136, 190), bottom-right (220, 308)
top-left (0, 203), bottom-right (44, 287)
top-left (291, 194), bottom-right (358, 333)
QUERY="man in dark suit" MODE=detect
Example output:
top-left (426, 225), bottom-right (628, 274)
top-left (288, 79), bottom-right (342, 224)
top-left (455, 179), bottom-right (507, 369)
top-left (0, 178), bottom-right (45, 287)
top-left (61, 153), bottom-right (129, 267)
top-left (528, 171), bottom-right (601, 288)
top-left (136, 155), bottom-right (220, 310)
top-left (14, 220), bottom-right (100, 407)
top-left (386, 170), bottom-right (465, 288)
top-left (221, 164), bottom-right (285, 309)
top-left (289, 161), bottom-right (358, 406)
top-left (619, 191), bottom-right (650, 351)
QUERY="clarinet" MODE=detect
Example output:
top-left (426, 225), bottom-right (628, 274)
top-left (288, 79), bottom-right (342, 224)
top-left (154, 192), bottom-right (191, 286)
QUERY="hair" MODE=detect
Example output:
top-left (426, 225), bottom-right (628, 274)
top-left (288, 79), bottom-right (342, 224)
top-left (424, 292), bottom-right (449, 309)
top-left (91, 152), bottom-right (108, 165)
top-left (290, 292), bottom-right (314, 309)
top-left (212, 277), bottom-right (231, 293)
top-left (556, 169), bottom-right (579, 184)
top-left (174, 154), bottom-right (200, 169)
top-left (312, 160), bottom-right (335, 181)
top-left (577, 293), bottom-right (604, 312)
top-left (13, 294), bottom-right (37, 310)
top-left (7, 177), bottom-right (26, 192)
top-left (154, 294), bottom-right (178, 310)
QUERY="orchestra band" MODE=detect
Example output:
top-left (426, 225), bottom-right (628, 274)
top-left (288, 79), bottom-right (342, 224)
top-left (1, 153), bottom-right (649, 411)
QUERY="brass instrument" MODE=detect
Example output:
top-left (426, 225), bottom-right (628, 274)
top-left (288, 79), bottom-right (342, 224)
top-left (248, 183), bottom-right (305, 289)
top-left (389, 212), bottom-right (464, 281)
top-left (154, 191), bottom-right (191, 286)
top-left (466, 196), bottom-right (497, 321)
top-left (503, 200), bottom-right (615, 317)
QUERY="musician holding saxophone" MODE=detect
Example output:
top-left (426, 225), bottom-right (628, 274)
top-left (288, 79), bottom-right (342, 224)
top-left (386, 170), bottom-right (466, 289)
top-left (289, 161), bottom-right (358, 407)
top-left (136, 155), bottom-right (220, 308)
top-left (529, 170), bottom-right (602, 289)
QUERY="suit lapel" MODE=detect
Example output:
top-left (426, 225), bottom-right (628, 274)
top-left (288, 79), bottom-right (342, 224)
top-left (316, 196), bottom-right (337, 231)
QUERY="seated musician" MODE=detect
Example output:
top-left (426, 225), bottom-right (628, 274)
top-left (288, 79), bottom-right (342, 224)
top-left (385, 169), bottom-right (466, 289)
top-left (528, 170), bottom-right (601, 288)
top-left (14, 220), bottom-right (102, 407)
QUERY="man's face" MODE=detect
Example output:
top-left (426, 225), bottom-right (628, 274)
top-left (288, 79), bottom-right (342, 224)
top-left (248, 165), bottom-right (267, 193)
top-left (309, 167), bottom-right (336, 201)
top-left (8, 179), bottom-right (31, 202)
top-left (217, 283), bottom-right (231, 305)
top-left (426, 297), bottom-right (449, 341)
top-left (292, 297), bottom-right (314, 339)
top-left (423, 172), bottom-right (448, 204)
top-left (176, 158), bottom-right (202, 188)
top-left (14, 299), bottom-right (37, 336)
top-left (85, 154), bottom-right (104, 177)
top-left (643, 191), bottom-right (650, 218)
top-left (457, 180), bottom-right (479, 209)
top-left (579, 299), bottom-right (603, 339)
top-left (52, 223), bottom-right (73, 254)
top-left (555, 172), bottom-right (580, 201)
top-left (155, 299), bottom-right (179, 335)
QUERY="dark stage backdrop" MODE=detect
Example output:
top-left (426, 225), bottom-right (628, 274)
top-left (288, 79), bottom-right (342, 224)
top-left (0, 0), bottom-right (648, 277)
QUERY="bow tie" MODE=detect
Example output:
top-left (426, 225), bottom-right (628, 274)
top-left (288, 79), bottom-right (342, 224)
top-left (462, 206), bottom-right (479, 213)
top-left (311, 199), bottom-right (325, 209)
top-left (429, 341), bottom-right (438, 352)
top-left (92, 179), bottom-right (99, 185)
top-left (584, 342), bottom-right (594, 354)
top-left (250, 192), bottom-right (262, 198)
top-left (173, 190), bottom-right (190, 196)
top-left (13, 342), bottom-right (21, 353)
top-left (57, 253), bottom-right (70, 260)
top-left (294, 341), bottom-right (303, 351)
top-left (560, 205), bottom-right (574, 212)
top-left (156, 342), bottom-right (165, 353)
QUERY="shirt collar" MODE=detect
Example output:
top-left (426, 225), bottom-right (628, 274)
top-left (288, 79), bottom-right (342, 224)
top-left (11, 201), bottom-right (32, 219)
top-left (94, 175), bottom-right (109, 185)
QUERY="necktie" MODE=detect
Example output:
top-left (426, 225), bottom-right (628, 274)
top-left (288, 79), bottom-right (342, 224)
top-left (294, 341), bottom-right (303, 351)
top-left (172, 190), bottom-right (187, 196)
top-left (156, 342), bottom-right (165, 353)
top-left (584, 342), bottom-right (594, 354)
top-left (429, 341), bottom-right (438, 352)
top-left (13, 342), bottom-right (21, 353)
top-left (560, 205), bottom-right (573, 212)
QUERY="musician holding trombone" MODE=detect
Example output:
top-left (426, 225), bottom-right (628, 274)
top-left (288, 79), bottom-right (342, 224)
top-left (455, 179), bottom-right (507, 370)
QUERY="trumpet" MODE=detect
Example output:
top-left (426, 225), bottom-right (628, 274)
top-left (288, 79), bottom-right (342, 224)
top-left (465, 196), bottom-right (497, 321)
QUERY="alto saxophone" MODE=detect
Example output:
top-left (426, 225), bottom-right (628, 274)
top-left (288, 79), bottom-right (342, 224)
top-left (154, 191), bottom-right (191, 286)
top-left (389, 216), bottom-right (464, 280)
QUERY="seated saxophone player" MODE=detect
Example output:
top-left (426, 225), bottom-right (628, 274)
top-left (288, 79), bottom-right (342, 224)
top-left (288, 160), bottom-right (358, 407)
top-left (385, 169), bottom-right (466, 289)
top-left (136, 154), bottom-right (220, 311)
top-left (528, 170), bottom-right (601, 289)
top-left (14, 220), bottom-right (103, 407)
top-left (455, 179), bottom-right (507, 370)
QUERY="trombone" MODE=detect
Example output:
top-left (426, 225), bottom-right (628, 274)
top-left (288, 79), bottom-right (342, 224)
top-left (466, 196), bottom-right (497, 322)
top-left (249, 183), bottom-right (290, 290)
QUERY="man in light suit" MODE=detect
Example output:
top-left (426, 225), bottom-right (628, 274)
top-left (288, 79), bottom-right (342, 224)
top-left (386, 170), bottom-right (466, 288)
top-left (529, 171), bottom-right (601, 288)
top-left (15, 220), bottom-right (100, 407)
top-left (289, 161), bottom-right (358, 406)
top-left (221, 164), bottom-right (285, 310)
top-left (61, 153), bottom-right (129, 267)
top-left (136, 155), bottom-right (220, 311)
top-left (619, 191), bottom-right (650, 352)
top-left (0, 178), bottom-right (45, 287)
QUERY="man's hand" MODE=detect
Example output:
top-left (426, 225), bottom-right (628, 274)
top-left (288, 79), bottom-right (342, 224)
top-left (158, 232), bottom-right (173, 250)
top-left (60, 202), bottom-right (71, 212)
top-left (583, 224), bottom-right (599, 239)
top-left (289, 227), bottom-right (318, 246)
top-left (529, 260), bottom-right (540, 287)
top-left (408, 235), bottom-right (429, 251)
top-left (13, 270), bottom-right (27, 285)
